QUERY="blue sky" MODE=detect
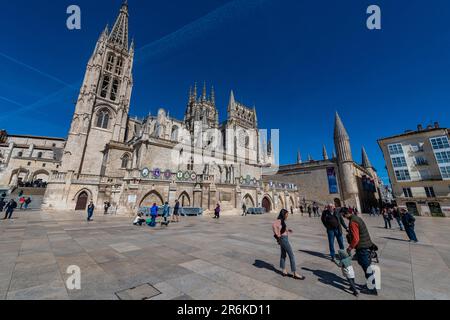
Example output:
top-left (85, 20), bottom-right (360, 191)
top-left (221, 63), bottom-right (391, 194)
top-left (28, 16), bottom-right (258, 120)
top-left (1, 0), bottom-right (450, 184)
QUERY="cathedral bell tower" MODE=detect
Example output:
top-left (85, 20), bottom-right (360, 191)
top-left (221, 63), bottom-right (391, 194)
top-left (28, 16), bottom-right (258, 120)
top-left (62, 1), bottom-right (134, 175)
top-left (184, 82), bottom-right (219, 133)
top-left (334, 112), bottom-right (359, 209)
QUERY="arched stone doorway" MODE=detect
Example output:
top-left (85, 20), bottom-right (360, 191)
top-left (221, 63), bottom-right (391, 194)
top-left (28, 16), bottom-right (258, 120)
top-left (278, 195), bottom-right (285, 210)
top-left (140, 191), bottom-right (164, 207)
top-left (75, 191), bottom-right (89, 211)
top-left (178, 192), bottom-right (191, 207)
top-left (243, 194), bottom-right (255, 208)
top-left (9, 169), bottom-right (28, 186)
top-left (262, 196), bottom-right (272, 213)
top-left (32, 170), bottom-right (50, 182)
top-left (289, 196), bottom-right (295, 210)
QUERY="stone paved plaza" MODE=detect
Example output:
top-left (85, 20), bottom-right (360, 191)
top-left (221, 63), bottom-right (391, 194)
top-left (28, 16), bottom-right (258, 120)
top-left (1, 210), bottom-right (450, 300)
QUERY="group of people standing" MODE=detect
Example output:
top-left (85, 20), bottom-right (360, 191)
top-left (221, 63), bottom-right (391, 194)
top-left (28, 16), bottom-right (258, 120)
top-left (133, 200), bottom-right (181, 227)
top-left (0, 190), bottom-right (31, 220)
top-left (381, 206), bottom-right (419, 243)
top-left (273, 204), bottom-right (379, 296)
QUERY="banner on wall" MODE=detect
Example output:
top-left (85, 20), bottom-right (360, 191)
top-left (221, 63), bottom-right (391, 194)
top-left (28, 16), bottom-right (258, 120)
top-left (327, 167), bottom-right (338, 194)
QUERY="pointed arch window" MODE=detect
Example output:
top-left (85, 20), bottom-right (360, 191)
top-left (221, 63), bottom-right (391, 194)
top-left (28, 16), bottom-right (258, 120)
top-left (100, 75), bottom-right (111, 98)
top-left (115, 58), bottom-right (123, 76)
top-left (171, 126), bottom-right (179, 141)
top-left (96, 109), bottom-right (110, 129)
top-left (105, 53), bottom-right (115, 72)
top-left (121, 153), bottom-right (130, 169)
top-left (110, 78), bottom-right (120, 101)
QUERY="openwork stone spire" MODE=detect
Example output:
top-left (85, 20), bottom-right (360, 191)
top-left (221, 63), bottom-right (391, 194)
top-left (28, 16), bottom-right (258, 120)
top-left (108, 1), bottom-right (129, 50)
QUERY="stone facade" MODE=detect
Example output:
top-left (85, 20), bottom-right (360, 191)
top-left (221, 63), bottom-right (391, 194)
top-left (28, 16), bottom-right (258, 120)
top-left (265, 113), bottom-right (382, 213)
top-left (37, 3), bottom-right (299, 216)
top-left (378, 123), bottom-right (450, 217)
top-left (0, 132), bottom-right (65, 191)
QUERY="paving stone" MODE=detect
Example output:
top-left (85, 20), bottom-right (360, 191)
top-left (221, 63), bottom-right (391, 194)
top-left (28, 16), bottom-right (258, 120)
top-left (1, 210), bottom-right (450, 300)
top-left (6, 279), bottom-right (69, 300)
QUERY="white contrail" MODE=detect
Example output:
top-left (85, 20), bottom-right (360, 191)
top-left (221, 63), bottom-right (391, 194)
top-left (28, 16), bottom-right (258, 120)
top-left (0, 52), bottom-right (76, 89)
top-left (135, 0), bottom-right (271, 65)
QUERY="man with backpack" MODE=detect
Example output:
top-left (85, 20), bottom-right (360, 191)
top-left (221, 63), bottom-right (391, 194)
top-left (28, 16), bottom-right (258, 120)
top-left (343, 207), bottom-right (378, 295)
top-left (321, 204), bottom-right (346, 262)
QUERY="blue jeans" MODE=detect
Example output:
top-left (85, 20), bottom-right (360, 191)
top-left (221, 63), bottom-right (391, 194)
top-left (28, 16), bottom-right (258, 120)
top-left (405, 226), bottom-right (418, 242)
top-left (279, 236), bottom-right (296, 272)
top-left (4, 209), bottom-right (14, 219)
top-left (395, 217), bottom-right (403, 230)
top-left (384, 218), bottom-right (391, 229)
top-left (87, 210), bottom-right (94, 221)
top-left (327, 228), bottom-right (344, 258)
top-left (355, 248), bottom-right (372, 279)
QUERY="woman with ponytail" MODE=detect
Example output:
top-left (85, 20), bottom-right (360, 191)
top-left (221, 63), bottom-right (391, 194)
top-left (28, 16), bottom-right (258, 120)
top-left (272, 209), bottom-right (305, 280)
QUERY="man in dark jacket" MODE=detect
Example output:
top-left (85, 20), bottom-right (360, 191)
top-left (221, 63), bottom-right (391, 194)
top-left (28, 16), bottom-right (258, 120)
top-left (4, 199), bottom-right (17, 219)
top-left (401, 209), bottom-right (418, 243)
top-left (343, 208), bottom-right (377, 295)
top-left (321, 204), bottom-right (345, 262)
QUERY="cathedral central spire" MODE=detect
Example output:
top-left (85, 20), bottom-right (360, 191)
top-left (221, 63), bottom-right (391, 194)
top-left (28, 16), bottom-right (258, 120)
top-left (108, 1), bottom-right (129, 50)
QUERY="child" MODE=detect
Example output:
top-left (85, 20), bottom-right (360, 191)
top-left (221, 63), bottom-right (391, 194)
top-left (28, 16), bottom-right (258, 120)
top-left (335, 249), bottom-right (359, 297)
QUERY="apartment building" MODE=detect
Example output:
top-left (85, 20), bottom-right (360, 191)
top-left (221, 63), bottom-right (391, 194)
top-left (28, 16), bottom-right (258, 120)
top-left (378, 123), bottom-right (450, 217)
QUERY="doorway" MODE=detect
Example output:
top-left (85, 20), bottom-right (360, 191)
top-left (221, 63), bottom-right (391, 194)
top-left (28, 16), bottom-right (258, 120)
top-left (428, 202), bottom-right (444, 217)
top-left (75, 192), bottom-right (89, 211)
top-left (262, 197), bottom-right (271, 213)
top-left (406, 202), bottom-right (419, 216)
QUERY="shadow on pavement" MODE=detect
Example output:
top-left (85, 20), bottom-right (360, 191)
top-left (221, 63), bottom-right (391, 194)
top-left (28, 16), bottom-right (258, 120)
top-left (301, 267), bottom-right (358, 294)
top-left (382, 237), bottom-right (409, 242)
top-left (253, 260), bottom-right (284, 276)
top-left (299, 249), bottom-right (332, 261)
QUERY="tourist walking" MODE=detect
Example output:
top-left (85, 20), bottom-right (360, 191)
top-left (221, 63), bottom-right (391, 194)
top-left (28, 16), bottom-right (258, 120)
top-left (242, 203), bottom-right (247, 216)
top-left (401, 209), bottom-right (419, 243)
top-left (382, 208), bottom-right (392, 229)
top-left (314, 203), bottom-right (321, 217)
top-left (104, 201), bottom-right (111, 215)
top-left (19, 196), bottom-right (26, 210)
top-left (343, 208), bottom-right (378, 295)
top-left (172, 200), bottom-right (180, 222)
top-left (87, 201), bottom-right (95, 222)
top-left (214, 204), bottom-right (221, 219)
top-left (370, 207), bottom-right (376, 217)
top-left (149, 203), bottom-right (158, 227)
top-left (392, 207), bottom-right (404, 231)
top-left (321, 204), bottom-right (346, 261)
top-left (272, 209), bottom-right (305, 280)
top-left (334, 249), bottom-right (359, 296)
top-left (307, 205), bottom-right (312, 218)
top-left (161, 202), bottom-right (171, 226)
top-left (3, 199), bottom-right (17, 220)
top-left (23, 197), bottom-right (32, 210)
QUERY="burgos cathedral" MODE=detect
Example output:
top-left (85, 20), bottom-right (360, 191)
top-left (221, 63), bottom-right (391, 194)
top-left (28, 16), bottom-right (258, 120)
top-left (36, 2), bottom-right (299, 215)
